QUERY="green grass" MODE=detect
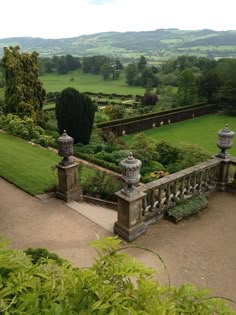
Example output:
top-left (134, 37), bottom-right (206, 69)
top-left (40, 70), bottom-right (145, 95)
top-left (122, 113), bottom-right (236, 156)
top-left (0, 132), bottom-right (111, 196)
top-left (0, 132), bottom-right (60, 195)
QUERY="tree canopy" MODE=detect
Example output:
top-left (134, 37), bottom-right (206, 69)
top-left (2, 46), bottom-right (46, 125)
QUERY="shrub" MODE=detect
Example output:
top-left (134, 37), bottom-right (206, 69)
top-left (81, 170), bottom-right (123, 200)
top-left (24, 247), bottom-right (64, 265)
top-left (141, 160), bottom-right (166, 182)
top-left (156, 141), bottom-right (210, 173)
top-left (73, 149), bottom-right (121, 173)
top-left (110, 149), bottom-right (132, 164)
top-left (0, 114), bottom-right (54, 147)
top-left (94, 151), bottom-right (114, 163)
top-left (0, 237), bottom-right (234, 314)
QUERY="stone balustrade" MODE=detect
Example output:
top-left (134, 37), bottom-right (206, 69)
top-left (114, 156), bottom-right (236, 241)
top-left (138, 158), bottom-right (221, 222)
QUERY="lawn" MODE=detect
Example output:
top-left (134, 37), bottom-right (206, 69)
top-left (122, 113), bottom-right (236, 156)
top-left (40, 70), bottom-right (145, 95)
top-left (0, 132), bottom-right (60, 195)
top-left (0, 132), bottom-right (106, 196)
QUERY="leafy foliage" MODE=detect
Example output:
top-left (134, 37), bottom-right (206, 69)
top-left (0, 236), bottom-right (234, 314)
top-left (24, 248), bottom-right (65, 265)
top-left (156, 141), bottom-right (211, 173)
top-left (167, 195), bottom-right (208, 221)
top-left (104, 104), bottom-right (125, 120)
top-left (142, 89), bottom-right (159, 106)
top-left (80, 168), bottom-right (123, 201)
top-left (2, 46), bottom-right (46, 125)
top-left (0, 114), bottom-right (54, 147)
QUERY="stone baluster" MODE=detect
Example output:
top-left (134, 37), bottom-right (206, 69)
top-left (165, 183), bottom-right (171, 207)
top-left (187, 175), bottom-right (192, 194)
top-left (157, 187), bottom-right (163, 212)
top-left (199, 171), bottom-right (203, 191)
top-left (173, 180), bottom-right (178, 201)
top-left (204, 168), bottom-right (210, 190)
top-left (179, 176), bottom-right (185, 198)
top-left (192, 172), bottom-right (197, 192)
top-left (149, 189), bottom-right (156, 212)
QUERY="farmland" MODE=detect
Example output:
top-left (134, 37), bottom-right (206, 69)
top-left (40, 70), bottom-right (145, 95)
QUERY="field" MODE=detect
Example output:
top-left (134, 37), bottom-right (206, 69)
top-left (122, 114), bottom-right (236, 156)
top-left (40, 70), bottom-right (145, 95)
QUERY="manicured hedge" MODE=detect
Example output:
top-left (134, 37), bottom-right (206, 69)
top-left (97, 102), bottom-right (209, 128)
top-left (73, 149), bottom-right (121, 173)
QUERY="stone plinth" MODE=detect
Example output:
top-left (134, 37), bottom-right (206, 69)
top-left (217, 158), bottom-right (230, 192)
top-left (114, 189), bottom-right (146, 242)
top-left (56, 162), bottom-right (83, 202)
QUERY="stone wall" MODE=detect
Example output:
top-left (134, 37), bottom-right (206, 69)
top-left (99, 104), bottom-right (217, 136)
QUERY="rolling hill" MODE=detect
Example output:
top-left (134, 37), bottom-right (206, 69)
top-left (1, 29), bottom-right (236, 60)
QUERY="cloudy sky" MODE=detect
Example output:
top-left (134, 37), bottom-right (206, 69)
top-left (0, 0), bottom-right (235, 39)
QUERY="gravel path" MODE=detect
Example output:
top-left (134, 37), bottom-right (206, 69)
top-left (1, 177), bottom-right (236, 306)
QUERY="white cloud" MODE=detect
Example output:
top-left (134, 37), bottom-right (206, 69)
top-left (0, 0), bottom-right (236, 39)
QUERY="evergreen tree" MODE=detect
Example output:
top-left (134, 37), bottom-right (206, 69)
top-left (56, 87), bottom-right (95, 144)
top-left (2, 46), bottom-right (46, 124)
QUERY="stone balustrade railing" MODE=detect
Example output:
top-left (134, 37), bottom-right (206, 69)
top-left (138, 158), bottom-right (221, 222)
top-left (114, 156), bottom-right (236, 241)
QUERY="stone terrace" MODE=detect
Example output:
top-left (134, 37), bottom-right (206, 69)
top-left (0, 177), bottom-right (236, 304)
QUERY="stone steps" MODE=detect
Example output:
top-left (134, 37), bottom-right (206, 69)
top-left (66, 201), bottom-right (117, 233)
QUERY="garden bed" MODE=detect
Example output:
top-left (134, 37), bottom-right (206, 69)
top-left (165, 195), bottom-right (208, 223)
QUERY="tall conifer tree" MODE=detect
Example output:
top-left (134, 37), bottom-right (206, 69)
top-left (56, 87), bottom-right (95, 144)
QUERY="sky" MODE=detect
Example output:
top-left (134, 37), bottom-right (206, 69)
top-left (0, 0), bottom-right (236, 39)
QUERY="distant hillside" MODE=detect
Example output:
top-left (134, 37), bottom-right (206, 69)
top-left (1, 29), bottom-right (236, 60)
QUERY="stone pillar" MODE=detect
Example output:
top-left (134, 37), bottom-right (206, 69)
top-left (56, 162), bottom-right (83, 202)
top-left (217, 158), bottom-right (230, 192)
top-left (114, 190), bottom-right (146, 242)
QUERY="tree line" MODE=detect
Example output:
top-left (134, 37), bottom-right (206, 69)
top-left (125, 54), bottom-right (236, 111)
top-left (39, 54), bottom-right (123, 79)
top-left (25, 52), bottom-right (236, 113)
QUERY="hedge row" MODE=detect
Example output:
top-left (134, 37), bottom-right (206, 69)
top-left (97, 102), bottom-right (209, 128)
top-left (84, 91), bottom-right (142, 99)
top-left (73, 150), bottom-right (121, 173)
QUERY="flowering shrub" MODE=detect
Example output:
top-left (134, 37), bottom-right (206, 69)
top-left (150, 170), bottom-right (169, 179)
top-left (0, 114), bottom-right (54, 147)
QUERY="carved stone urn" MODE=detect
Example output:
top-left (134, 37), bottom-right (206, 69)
top-left (57, 130), bottom-right (74, 166)
top-left (119, 152), bottom-right (142, 194)
top-left (216, 124), bottom-right (235, 158)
